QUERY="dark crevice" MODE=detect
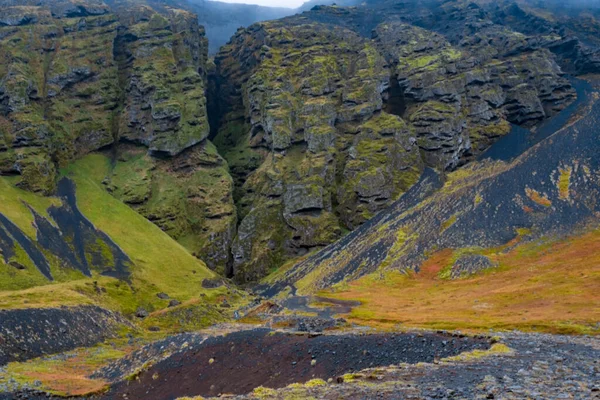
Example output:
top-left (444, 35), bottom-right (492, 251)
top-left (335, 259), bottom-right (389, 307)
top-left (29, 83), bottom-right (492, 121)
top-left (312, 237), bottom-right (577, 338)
top-left (110, 28), bottom-right (136, 167)
top-left (207, 69), bottom-right (222, 141)
top-left (383, 75), bottom-right (407, 118)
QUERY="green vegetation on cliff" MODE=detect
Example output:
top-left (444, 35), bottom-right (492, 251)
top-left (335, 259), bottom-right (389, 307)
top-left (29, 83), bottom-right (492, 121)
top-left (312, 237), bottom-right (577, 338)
top-left (0, 154), bottom-right (245, 324)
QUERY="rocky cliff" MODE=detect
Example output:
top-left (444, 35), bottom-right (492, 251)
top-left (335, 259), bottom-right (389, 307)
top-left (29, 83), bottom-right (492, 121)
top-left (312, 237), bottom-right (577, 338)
top-left (2, 0), bottom-right (600, 284)
top-left (0, 0), bottom-right (236, 273)
top-left (211, 0), bottom-right (598, 282)
top-left (260, 76), bottom-right (600, 296)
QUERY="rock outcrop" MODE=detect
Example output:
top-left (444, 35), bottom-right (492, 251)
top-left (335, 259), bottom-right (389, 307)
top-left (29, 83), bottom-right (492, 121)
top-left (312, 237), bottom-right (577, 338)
top-left (259, 76), bottom-right (600, 295)
top-left (118, 7), bottom-right (210, 157)
top-left (0, 305), bottom-right (131, 365)
top-left (211, 0), bottom-right (593, 282)
top-left (0, 5), bottom-right (120, 194)
top-left (2, 0), bottom-right (600, 282)
top-left (105, 142), bottom-right (236, 274)
top-left (214, 21), bottom-right (423, 281)
top-left (0, 0), bottom-right (236, 272)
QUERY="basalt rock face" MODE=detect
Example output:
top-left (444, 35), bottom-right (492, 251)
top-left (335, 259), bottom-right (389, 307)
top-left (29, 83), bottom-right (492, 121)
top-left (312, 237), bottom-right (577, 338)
top-left (260, 76), bottom-right (600, 296)
top-left (0, 0), bottom-right (236, 273)
top-left (214, 22), bottom-right (423, 281)
top-left (104, 142), bottom-right (236, 274)
top-left (2, 0), bottom-right (599, 283)
top-left (373, 22), bottom-right (573, 168)
top-left (211, 0), bottom-right (585, 282)
top-left (483, 0), bottom-right (600, 75)
top-left (118, 7), bottom-right (210, 157)
top-left (0, 2), bottom-right (120, 195)
top-left (291, 2), bottom-right (577, 169)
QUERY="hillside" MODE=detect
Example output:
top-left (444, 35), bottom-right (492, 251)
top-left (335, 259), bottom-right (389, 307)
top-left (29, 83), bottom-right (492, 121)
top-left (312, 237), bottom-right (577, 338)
top-left (0, 0), bottom-right (599, 398)
top-left (0, 152), bottom-right (240, 317)
top-left (209, 0), bottom-right (600, 282)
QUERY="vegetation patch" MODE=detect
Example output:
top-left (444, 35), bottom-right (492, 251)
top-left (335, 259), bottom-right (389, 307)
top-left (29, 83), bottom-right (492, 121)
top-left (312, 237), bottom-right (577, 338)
top-left (557, 166), bottom-right (572, 200)
top-left (441, 343), bottom-right (513, 362)
top-left (0, 340), bottom-right (132, 396)
top-left (325, 228), bottom-right (600, 334)
top-left (525, 188), bottom-right (552, 207)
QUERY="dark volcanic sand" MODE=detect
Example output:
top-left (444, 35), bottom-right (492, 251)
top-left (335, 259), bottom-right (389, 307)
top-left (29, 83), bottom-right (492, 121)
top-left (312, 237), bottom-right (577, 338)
top-left (104, 329), bottom-right (490, 399)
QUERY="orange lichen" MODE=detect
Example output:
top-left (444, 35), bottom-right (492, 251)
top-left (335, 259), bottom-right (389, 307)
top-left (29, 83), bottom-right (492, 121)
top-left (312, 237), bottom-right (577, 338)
top-left (525, 188), bottom-right (552, 207)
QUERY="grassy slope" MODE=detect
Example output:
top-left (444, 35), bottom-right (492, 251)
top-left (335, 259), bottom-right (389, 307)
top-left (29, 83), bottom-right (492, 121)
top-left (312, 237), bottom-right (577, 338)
top-left (324, 227), bottom-right (600, 335)
top-left (0, 154), bottom-right (237, 316)
top-left (0, 178), bottom-right (89, 291)
top-left (0, 154), bottom-right (248, 396)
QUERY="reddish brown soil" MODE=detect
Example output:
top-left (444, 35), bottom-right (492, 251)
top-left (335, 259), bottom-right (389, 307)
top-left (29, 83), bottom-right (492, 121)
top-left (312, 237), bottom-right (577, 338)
top-left (105, 329), bottom-right (489, 399)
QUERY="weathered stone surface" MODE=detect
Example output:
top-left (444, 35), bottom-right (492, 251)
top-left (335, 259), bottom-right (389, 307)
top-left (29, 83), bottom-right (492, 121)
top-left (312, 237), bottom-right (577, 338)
top-left (0, 0), bottom-right (227, 273)
top-left (0, 305), bottom-right (131, 365)
top-left (214, 21), bottom-right (422, 281)
top-left (2, 0), bottom-right (598, 284)
top-left (259, 75), bottom-right (600, 296)
top-left (210, 0), bottom-right (587, 281)
top-left (0, 7), bottom-right (120, 193)
top-left (119, 9), bottom-right (210, 156)
top-left (372, 21), bottom-right (574, 169)
top-left (106, 142), bottom-right (236, 275)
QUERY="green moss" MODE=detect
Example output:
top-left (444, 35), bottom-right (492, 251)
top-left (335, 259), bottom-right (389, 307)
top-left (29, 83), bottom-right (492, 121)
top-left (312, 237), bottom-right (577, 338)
top-left (557, 166), bottom-right (572, 200)
top-left (0, 244), bottom-right (50, 291)
top-left (442, 343), bottom-right (513, 362)
top-left (361, 112), bottom-right (407, 133)
top-left (252, 386), bottom-right (278, 398)
top-left (45, 153), bottom-right (234, 316)
top-left (140, 300), bottom-right (229, 333)
top-left (440, 214), bottom-right (458, 233)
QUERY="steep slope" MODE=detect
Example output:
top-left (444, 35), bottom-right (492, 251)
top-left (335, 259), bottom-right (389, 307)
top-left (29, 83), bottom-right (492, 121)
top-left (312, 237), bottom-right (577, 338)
top-left (259, 76), bottom-right (600, 297)
top-left (0, 0), bottom-right (245, 346)
top-left (2, 0), bottom-right (600, 286)
top-left (210, 0), bottom-right (595, 282)
top-left (213, 21), bottom-right (424, 281)
top-left (0, 154), bottom-right (235, 315)
top-left (0, 0), bottom-right (236, 273)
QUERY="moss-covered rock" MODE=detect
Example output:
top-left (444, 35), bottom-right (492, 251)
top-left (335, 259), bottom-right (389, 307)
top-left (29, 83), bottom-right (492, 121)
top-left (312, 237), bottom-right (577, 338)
top-left (373, 21), bottom-right (573, 169)
top-left (213, 21), bottom-right (424, 281)
top-left (0, 6), bottom-right (120, 193)
top-left (119, 8), bottom-right (210, 156)
top-left (107, 142), bottom-right (236, 275)
top-left (0, 0), bottom-right (226, 273)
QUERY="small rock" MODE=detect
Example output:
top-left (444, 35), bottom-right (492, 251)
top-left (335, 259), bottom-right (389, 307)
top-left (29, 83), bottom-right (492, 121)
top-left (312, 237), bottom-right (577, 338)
top-left (168, 299), bottom-right (181, 308)
top-left (156, 292), bottom-right (170, 300)
top-left (9, 261), bottom-right (26, 270)
top-left (135, 307), bottom-right (148, 318)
